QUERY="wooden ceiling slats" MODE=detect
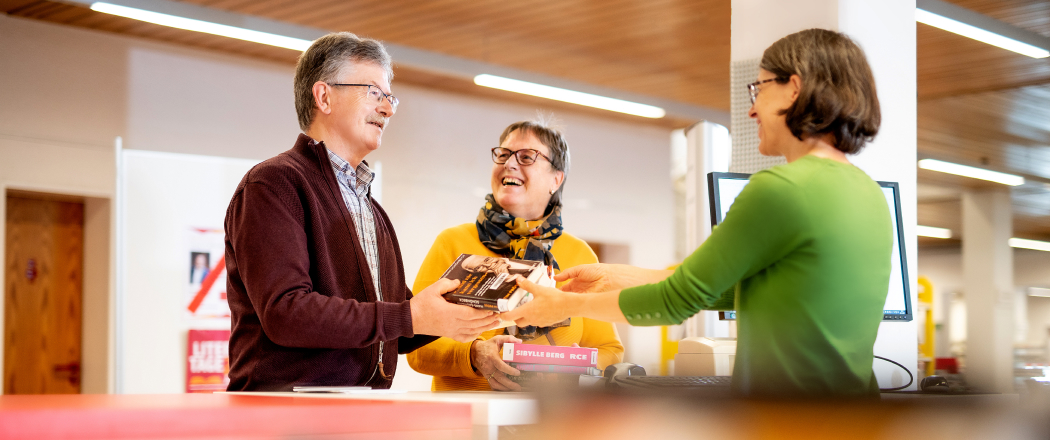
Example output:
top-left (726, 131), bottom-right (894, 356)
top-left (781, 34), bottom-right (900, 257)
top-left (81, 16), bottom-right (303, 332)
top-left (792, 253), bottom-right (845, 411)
top-left (188, 0), bottom-right (259, 10)
top-left (366, 5), bottom-right (510, 55)
top-left (1, 0), bottom-right (47, 16)
top-left (917, 5), bottom-right (1050, 100)
top-left (281, 4), bottom-right (381, 34)
top-left (220, 0), bottom-right (302, 17)
top-left (917, 76), bottom-right (1050, 240)
top-left (186, 0), bottom-right (731, 111)
top-left (948, 0), bottom-right (1050, 34)
top-left (12, 0), bottom-right (62, 18)
top-left (306, 2), bottom-right (419, 32)
top-left (73, 9), bottom-right (122, 28)
top-left (4, 0), bottom-right (1049, 239)
top-left (281, 2), bottom-right (383, 30)
top-left (364, 1), bottom-right (552, 53)
top-left (251, 0), bottom-right (322, 18)
top-left (35, 3), bottom-right (89, 23)
top-left (313, 0), bottom-right (471, 36)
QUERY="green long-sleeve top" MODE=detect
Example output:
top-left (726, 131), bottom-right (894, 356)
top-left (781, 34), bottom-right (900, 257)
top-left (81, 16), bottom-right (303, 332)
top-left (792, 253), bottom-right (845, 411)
top-left (621, 155), bottom-right (892, 397)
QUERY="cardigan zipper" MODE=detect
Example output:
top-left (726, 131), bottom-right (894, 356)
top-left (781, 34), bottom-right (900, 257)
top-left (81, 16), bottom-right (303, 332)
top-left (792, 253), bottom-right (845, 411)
top-left (370, 283), bottom-right (390, 382)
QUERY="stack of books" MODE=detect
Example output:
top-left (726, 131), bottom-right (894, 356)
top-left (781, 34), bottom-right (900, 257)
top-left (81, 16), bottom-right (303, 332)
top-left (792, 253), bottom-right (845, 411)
top-left (439, 254), bottom-right (555, 313)
top-left (501, 343), bottom-right (601, 388)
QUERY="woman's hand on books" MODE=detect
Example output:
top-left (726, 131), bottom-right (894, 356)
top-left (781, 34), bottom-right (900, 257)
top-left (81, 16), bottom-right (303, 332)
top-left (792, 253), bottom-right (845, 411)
top-left (471, 335), bottom-right (523, 391)
top-left (556, 264), bottom-right (673, 293)
top-left (410, 278), bottom-right (501, 342)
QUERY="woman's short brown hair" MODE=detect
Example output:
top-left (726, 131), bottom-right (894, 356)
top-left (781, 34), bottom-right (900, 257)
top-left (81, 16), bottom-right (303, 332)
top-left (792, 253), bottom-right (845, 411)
top-left (498, 120), bottom-right (570, 206)
top-left (760, 29), bottom-right (880, 154)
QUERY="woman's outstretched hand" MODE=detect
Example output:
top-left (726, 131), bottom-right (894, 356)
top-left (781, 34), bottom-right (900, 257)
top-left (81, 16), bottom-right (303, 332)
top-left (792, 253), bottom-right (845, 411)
top-left (502, 277), bottom-right (577, 327)
top-left (555, 263), bottom-right (674, 293)
top-left (554, 264), bottom-right (615, 293)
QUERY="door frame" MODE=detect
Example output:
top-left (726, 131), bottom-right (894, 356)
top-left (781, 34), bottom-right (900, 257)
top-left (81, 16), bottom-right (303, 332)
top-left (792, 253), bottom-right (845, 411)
top-left (2, 185), bottom-right (113, 394)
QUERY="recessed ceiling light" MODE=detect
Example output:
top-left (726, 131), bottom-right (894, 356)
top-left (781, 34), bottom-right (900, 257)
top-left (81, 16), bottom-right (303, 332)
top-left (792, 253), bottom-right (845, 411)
top-left (916, 8), bottom-right (1049, 59)
top-left (917, 159), bottom-right (1025, 186)
top-left (473, 74), bottom-right (665, 118)
top-left (917, 225), bottom-right (952, 239)
top-left (90, 2), bottom-right (312, 51)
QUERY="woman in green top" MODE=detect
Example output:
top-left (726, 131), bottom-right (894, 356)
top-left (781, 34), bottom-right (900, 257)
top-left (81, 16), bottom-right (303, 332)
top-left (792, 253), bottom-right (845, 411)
top-left (504, 29), bottom-right (893, 397)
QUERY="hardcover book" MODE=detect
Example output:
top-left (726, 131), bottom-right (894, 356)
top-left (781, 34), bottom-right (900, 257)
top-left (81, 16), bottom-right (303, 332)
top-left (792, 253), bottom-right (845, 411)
top-left (501, 343), bottom-right (598, 367)
top-left (439, 254), bottom-right (554, 312)
top-left (510, 362), bottom-right (602, 376)
top-left (507, 371), bottom-right (599, 389)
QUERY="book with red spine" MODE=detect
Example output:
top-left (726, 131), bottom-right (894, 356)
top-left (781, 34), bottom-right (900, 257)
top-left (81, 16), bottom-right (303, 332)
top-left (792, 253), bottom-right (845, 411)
top-left (501, 343), bottom-right (598, 368)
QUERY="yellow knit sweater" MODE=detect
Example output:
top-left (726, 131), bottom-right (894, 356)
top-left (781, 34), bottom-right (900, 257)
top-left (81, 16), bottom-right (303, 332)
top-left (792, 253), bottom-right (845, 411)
top-left (407, 223), bottom-right (624, 391)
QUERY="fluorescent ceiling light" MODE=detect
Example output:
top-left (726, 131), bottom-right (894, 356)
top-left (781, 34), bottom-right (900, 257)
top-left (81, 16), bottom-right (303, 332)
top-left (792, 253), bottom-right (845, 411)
top-left (1029, 287), bottom-right (1050, 298)
top-left (917, 159), bottom-right (1025, 186)
top-left (916, 9), bottom-right (1049, 59)
top-left (90, 2), bottom-right (312, 51)
top-left (917, 225), bottom-right (952, 239)
top-left (474, 74), bottom-right (666, 118)
top-left (1009, 237), bottom-right (1050, 252)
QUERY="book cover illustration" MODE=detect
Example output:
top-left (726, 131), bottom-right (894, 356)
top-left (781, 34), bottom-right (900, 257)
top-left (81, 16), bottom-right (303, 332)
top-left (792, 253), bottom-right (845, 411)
top-left (440, 254), bottom-right (550, 312)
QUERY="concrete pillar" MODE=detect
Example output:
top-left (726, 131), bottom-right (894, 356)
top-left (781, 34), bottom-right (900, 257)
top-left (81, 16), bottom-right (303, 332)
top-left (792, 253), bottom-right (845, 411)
top-left (962, 190), bottom-right (1014, 392)
top-left (730, 0), bottom-right (919, 389)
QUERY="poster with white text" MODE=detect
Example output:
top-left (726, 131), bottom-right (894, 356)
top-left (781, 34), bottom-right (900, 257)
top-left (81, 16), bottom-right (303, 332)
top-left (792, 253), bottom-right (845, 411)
top-left (186, 329), bottom-right (230, 393)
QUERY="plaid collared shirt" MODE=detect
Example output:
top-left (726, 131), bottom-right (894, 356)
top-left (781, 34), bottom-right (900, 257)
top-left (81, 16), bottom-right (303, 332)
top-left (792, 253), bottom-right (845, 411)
top-left (325, 147), bottom-right (382, 301)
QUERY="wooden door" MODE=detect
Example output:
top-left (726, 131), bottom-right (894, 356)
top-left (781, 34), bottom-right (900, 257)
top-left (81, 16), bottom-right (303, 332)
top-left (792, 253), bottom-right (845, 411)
top-left (4, 194), bottom-right (83, 394)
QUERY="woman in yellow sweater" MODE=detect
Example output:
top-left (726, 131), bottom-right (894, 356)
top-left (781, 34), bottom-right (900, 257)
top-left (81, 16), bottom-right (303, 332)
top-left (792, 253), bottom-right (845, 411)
top-left (407, 120), bottom-right (624, 391)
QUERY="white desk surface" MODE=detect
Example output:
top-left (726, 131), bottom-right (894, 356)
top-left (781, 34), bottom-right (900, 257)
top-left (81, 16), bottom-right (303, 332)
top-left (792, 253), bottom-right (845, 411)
top-left (225, 391), bottom-right (539, 427)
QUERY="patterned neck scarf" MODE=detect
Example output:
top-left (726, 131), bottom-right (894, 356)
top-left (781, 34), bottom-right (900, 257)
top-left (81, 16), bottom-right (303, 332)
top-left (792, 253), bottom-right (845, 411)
top-left (476, 194), bottom-right (563, 270)
top-left (476, 194), bottom-right (568, 342)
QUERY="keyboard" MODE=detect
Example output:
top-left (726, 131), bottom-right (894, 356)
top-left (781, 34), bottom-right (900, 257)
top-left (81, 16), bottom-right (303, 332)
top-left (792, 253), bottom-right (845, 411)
top-left (615, 375), bottom-right (732, 388)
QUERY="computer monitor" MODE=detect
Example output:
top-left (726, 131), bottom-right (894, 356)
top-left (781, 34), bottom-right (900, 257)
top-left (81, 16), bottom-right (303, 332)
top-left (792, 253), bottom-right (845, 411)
top-left (706, 172), bottom-right (913, 321)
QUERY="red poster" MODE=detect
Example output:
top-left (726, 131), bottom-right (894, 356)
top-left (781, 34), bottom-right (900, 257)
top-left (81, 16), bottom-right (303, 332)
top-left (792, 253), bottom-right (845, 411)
top-left (186, 329), bottom-right (230, 393)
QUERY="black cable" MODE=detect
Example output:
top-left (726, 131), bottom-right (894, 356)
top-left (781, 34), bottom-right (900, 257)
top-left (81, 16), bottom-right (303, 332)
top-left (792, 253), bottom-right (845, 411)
top-left (874, 355), bottom-right (914, 391)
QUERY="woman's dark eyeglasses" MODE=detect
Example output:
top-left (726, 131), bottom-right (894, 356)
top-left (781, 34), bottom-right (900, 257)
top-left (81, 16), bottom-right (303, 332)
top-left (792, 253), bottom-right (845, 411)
top-left (747, 78), bottom-right (782, 104)
top-left (491, 147), bottom-right (552, 166)
top-left (327, 83), bottom-right (399, 110)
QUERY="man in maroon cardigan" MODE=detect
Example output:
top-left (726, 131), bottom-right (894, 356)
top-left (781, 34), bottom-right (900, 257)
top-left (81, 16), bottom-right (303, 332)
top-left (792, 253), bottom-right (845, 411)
top-left (224, 33), bottom-right (499, 391)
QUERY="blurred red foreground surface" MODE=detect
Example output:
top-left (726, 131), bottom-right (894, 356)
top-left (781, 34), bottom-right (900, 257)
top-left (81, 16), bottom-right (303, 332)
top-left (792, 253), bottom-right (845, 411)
top-left (0, 393), bottom-right (472, 439)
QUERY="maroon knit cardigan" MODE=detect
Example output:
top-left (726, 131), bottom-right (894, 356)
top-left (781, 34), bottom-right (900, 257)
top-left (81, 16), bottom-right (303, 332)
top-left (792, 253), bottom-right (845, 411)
top-left (224, 134), bottom-right (436, 391)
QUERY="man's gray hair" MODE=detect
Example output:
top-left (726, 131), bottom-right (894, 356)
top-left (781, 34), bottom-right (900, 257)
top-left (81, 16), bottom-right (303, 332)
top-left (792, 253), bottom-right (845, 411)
top-left (294, 32), bottom-right (393, 131)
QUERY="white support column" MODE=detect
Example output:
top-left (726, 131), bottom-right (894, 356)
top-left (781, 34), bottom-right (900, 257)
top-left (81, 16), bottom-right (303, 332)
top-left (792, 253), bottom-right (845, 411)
top-left (730, 0), bottom-right (919, 390)
top-left (962, 190), bottom-right (1014, 393)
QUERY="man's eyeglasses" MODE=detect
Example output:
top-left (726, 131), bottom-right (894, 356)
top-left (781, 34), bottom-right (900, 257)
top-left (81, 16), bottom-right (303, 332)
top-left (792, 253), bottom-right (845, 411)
top-left (747, 78), bottom-right (782, 104)
top-left (491, 147), bottom-right (552, 166)
top-left (328, 83), bottom-right (399, 110)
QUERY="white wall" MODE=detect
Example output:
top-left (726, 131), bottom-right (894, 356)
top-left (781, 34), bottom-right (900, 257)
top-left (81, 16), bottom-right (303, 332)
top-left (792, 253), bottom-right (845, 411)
top-left (122, 150), bottom-right (257, 393)
top-left (1, 15), bottom-right (677, 392)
